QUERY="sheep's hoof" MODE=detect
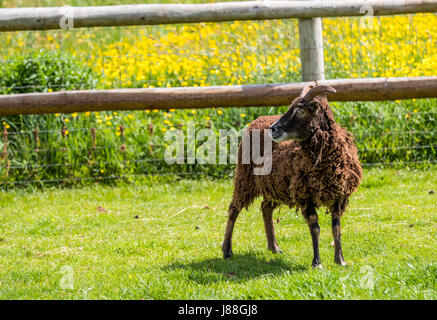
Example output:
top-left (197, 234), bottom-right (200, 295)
top-left (311, 258), bottom-right (323, 269)
top-left (223, 251), bottom-right (233, 259)
top-left (312, 264), bottom-right (323, 270)
top-left (270, 247), bottom-right (282, 254)
top-left (335, 259), bottom-right (348, 267)
top-left (222, 242), bottom-right (233, 259)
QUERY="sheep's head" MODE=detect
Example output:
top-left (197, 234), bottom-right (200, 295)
top-left (269, 85), bottom-right (336, 143)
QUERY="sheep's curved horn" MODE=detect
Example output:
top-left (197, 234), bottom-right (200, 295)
top-left (299, 84), bottom-right (314, 98)
top-left (302, 85), bottom-right (336, 102)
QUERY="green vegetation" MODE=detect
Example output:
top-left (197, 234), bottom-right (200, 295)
top-left (0, 49), bottom-right (435, 185)
top-left (0, 168), bottom-right (436, 299)
top-left (0, 49), bottom-right (98, 95)
top-left (0, 0), bottom-right (435, 302)
top-left (0, 1), bottom-right (436, 184)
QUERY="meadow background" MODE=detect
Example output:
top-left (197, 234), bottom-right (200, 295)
top-left (0, 0), bottom-right (435, 186)
top-left (0, 0), bottom-right (435, 301)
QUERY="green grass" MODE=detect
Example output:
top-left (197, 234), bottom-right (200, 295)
top-left (0, 167), bottom-right (436, 299)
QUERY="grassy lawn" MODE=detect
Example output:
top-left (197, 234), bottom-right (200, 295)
top-left (0, 167), bottom-right (436, 299)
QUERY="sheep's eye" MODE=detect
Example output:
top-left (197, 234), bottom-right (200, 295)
top-left (296, 110), bottom-right (305, 118)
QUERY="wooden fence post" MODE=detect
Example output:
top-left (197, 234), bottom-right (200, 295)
top-left (298, 0), bottom-right (325, 81)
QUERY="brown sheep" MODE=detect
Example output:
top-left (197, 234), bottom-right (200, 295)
top-left (222, 85), bottom-right (362, 268)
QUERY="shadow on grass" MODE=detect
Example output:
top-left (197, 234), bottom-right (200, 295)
top-left (161, 253), bottom-right (307, 284)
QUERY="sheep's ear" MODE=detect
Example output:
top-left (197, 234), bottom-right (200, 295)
top-left (307, 101), bottom-right (319, 114)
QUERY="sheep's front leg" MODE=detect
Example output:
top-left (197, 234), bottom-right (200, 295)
top-left (332, 217), bottom-right (347, 266)
top-left (304, 200), bottom-right (322, 268)
top-left (261, 201), bottom-right (282, 254)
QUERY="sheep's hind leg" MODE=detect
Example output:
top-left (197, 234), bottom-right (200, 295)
top-left (261, 201), bottom-right (282, 254)
top-left (330, 198), bottom-right (348, 266)
top-left (303, 200), bottom-right (322, 269)
top-left (222, 204), bottom-right (242, 259)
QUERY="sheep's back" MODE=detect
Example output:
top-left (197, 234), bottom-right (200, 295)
top-left (248, 115), bottom-right (281, 131)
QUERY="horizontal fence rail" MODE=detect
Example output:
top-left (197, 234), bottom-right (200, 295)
top-left (1, 0), bottom-right (437, 32)
top-left (0, 77), bottom-right (437, 115)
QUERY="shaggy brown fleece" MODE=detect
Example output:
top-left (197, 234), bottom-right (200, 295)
top-left (230, 96), bottom-right (362, 219)
top-left (222, 92), bottom-right (362, 266)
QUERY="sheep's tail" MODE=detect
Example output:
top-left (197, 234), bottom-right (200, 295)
top-left (230, 140), bottom-right (257, 211)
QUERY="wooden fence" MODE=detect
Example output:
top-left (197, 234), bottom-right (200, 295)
top-left (2, 1), bottom-right (437, 31)
top-left (0, 77), bottom-right (436, 116)
top-left (0, 0), bottom-right (436, 115)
